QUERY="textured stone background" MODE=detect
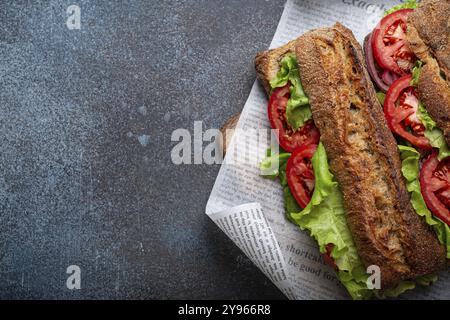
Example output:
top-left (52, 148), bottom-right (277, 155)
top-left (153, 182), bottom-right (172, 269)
top-left (0, 0), bottom-right (286, 298)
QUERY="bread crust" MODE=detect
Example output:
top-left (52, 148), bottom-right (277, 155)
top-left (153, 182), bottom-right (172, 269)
top-left (418, 61), bottom-right (450, 145)
top-left (296, 23), bottom-right (445, 289)
top-left (219, 113), bottom-right (241, 155)
top-left (407, 0), bottom-right (450, 146)
top-left (407, 0), bottom-right (450, 78)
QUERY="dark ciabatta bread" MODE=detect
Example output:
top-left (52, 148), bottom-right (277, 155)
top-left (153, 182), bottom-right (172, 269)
top-left (407, 0), bottom-right (450, 146)
top-left (219, 112), bottom-right (241, 155)
top-left (418, 61), bottom-right (450, 145)
top-left (295, 23), bottom-right (445, 289)
top-left (407, 0), bottom-right (450, 78)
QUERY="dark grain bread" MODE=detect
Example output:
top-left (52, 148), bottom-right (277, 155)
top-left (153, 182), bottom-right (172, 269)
top-left (219, 113), bottom-right (241, 155)
top-left (407, 0), bottom-right (450, 78)
top-left (407, 0), bottom-right (450, 146)
top-left (418, 61), bottom-right (450, 145)
top-left (293, 23), bottom-right (445, 289)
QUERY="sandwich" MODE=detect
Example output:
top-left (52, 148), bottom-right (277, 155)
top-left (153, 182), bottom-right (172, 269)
top-left (256, 22), bottom-right (447, 299)
top-left (364, 0), bottom-right (450, 263)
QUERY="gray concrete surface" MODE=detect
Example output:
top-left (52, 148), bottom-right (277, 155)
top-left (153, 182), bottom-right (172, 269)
top-left (0, 0), bottom-right (286, 299)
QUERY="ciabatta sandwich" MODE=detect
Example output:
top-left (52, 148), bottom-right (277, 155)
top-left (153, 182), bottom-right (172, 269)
top-left (256, 22), bottom-right (446, 299)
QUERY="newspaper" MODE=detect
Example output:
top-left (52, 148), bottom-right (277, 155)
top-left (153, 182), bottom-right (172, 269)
top-left (206, 0), bottom-right (450, 299)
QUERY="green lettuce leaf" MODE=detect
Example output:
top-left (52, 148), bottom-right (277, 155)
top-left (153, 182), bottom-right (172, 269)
top-left (417, 102), bottom-right (436, 131)
top-left (259, 149), bottom-right (299, 223)
top-left (423, 126), bottom-right (450, 161)
top-left (376, 281), bottom-right (416, 299)
top-left (287, 143), bottom-right (373, 300)
top-left (269, 53), bottom-right (296, 89)
top-left (398, 145), bottom-right (450, 258)
top-left (376, 274), bottom-right (438, 299)
top-left (376, 92), bottom-right (386, 105)
top-left (415, 274), bottom-right (439, 286)
top-left (270, 54), bottom-right (311, 130)
top-left (410, 60), bottom-right (423, 87)
top-left (259, 150), bottom-right (291, 179)
top-left (283, 185), bottom-right (301, 225)
top-left (384, 0), bottom-right (418, 16)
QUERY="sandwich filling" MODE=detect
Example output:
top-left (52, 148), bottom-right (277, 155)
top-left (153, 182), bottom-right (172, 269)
top-left (366, 1), bottom-right (450, 257)
top-left (261, 54), bottom-right (437, 299)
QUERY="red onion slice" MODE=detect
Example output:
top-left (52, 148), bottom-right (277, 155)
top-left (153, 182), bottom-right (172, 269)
top-left (364, 32), bottom-right (390, 92)
top-left (381, 69), bottom-right (400, 86)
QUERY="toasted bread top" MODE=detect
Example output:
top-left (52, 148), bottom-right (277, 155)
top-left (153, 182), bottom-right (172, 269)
top-left (407, 0), bottom-right (450, 78)
top-left (407, 0), bottom-right (450, 146)
top-left (295, 23), bottom-right (445, 289)
top-left (418, 60), bottom-right (450, 145)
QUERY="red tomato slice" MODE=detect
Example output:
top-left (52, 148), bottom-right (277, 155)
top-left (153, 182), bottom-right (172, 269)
top-left (384, 75), bottom-right (432, 150)
top-left (268, 84), bottom-right (320, 152)
top-left (286, 144), bottom-right (317, 208)
top-left (372, 9), bottom-right (416, 75)
top-left (420, 151), bottom-right (450, 226)
top-left (322, 244), bottom-right (337, 270)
